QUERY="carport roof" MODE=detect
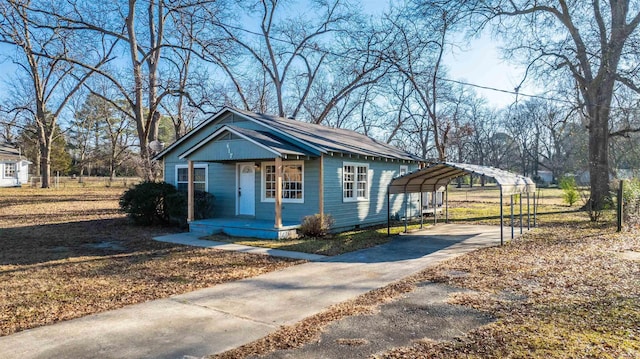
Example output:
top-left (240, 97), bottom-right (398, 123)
top-left (388, 162), bottom-right (536, 195)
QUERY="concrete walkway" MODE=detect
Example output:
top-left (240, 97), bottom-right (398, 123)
top-left (0, 224), bottom-right (505, 359)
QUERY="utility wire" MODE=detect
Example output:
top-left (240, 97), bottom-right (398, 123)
top-left (206, 17), bottom-right (596, 107)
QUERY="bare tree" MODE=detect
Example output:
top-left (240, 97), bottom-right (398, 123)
top-left (382, 1), bottom-right (463, 160)
top-left (0, 0), bottom-right (113, 187)
top-left (36, 0), bottom-right (214, 180)
top-left (466, 0), bottom-right (640, 213)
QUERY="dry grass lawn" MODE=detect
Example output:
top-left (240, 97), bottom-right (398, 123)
top-left (0, 183), bottom-right (301, 336)
top-left (216, 211), bottom-right (640, 359)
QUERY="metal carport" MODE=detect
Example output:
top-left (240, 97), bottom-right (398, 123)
top-left (387, 162), bottom-right (537, 245)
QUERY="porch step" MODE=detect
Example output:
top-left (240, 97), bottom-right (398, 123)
top-left (188, 222), bottom-right (223, 237)
top-left (188, 219), bottom-right (300, 240)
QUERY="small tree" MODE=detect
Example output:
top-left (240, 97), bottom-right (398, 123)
top-left (559, 176), bottom-right (579, 207)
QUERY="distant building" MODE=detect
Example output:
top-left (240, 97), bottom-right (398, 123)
top-left (535, 170), bottom-right (554, 185)
top-left (0, 143), bottom-right (31, 187)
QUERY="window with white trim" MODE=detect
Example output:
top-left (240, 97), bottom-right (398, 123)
top-left (262, 161), bottom-right (304, 203)
top-left (399, 165), bottom-right (409, 176)
top-left (4, 163), bottom-right (16, 178)
top-left (175, 164), bottom-right (208, 192)
top-left (343, 162), bottom-right (369, 201)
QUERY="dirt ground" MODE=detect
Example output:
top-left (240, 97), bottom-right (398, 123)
top-left (256, 282), bottom-right (493, 359)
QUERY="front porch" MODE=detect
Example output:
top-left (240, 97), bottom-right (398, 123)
top-left (189, 218), bottom-right (301, 240)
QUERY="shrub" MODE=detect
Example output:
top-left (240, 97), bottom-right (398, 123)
top-left (193, 190), bottom-right (215, 219)
top-left (165, 190), bottom-right (216, 228)
top-left (559, 176), bottom-right (579, 207)
top-left (119, 181), bottom-right (178, 225)
top-left (299, 214), bottom-right (335, 238)
top-left (165, 191), bottom-right (188, 227)
top-left (120, 181), bottom-right (215, 226)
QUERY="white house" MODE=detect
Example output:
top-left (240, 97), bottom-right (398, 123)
top-left (0, 143), bottom-right (31, 187)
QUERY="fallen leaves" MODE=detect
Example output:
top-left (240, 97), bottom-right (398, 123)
top-left (0, 186), bottom-right (301, 336)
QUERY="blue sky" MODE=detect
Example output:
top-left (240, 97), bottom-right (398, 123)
top-left (0, 1), bottom-right (535, 110)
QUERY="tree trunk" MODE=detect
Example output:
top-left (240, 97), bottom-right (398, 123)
top-left (39, 140), bottom-right (51, 188)
top-left (587, 107), bottom-right (610, 213)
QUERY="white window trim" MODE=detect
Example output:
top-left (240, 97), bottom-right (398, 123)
top-left (3, 162), bottom-right (16, 179)
top-left (399, 165), bottom-right (409, 176)
top-left (343, 162), bottom-right (369, 202)
top-left (261, 160), bottom-right (304, 204)
top-left (175, 163), bottom-right (208, 192)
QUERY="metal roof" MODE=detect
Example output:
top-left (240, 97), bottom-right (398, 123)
top-left (388, 162), bottom-right (536, 195)
top-left (0, 143), bottom-right (24, 161)
top-left (233, 108), bottom-right (422, 162)
top-left (154, 107), bottom-right (423, 162)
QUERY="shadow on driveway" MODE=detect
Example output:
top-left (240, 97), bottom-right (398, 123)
top-left (324, 234), bottom-right (477, 263)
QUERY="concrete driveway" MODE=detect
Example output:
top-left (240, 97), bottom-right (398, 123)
top-left (0, 224), bottom-right (504, 359)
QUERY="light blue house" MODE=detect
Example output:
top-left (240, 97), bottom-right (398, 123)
top-left (155, 107), bottom-right (423, 238)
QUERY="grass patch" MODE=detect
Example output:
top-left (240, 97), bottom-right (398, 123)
top-left (206, 222), bottom-right (427, 256)
top-left (0, 186), bottom-right (301, 336)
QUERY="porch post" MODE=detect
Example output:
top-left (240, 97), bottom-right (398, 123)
top-left (319, 154), bottom-right (324, 222)
top-left (274, 156), bottom-right (283, 229)
top-left (187, 160), bottom-right (194, 223)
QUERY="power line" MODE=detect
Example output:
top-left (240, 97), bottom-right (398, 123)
top-left (205, 17), bottom-right (581, 107)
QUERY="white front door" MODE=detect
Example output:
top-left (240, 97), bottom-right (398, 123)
top-left (238, 163), bottom-right (255, 216)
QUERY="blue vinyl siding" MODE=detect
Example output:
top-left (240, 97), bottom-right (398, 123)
top-left (322, 155), bottom-right (419, 230)
top-left (161, 113), bottom-right (265, 169)
top-left (254, 158), bottom-right (320, 223)
top-left (161, 111), bottom-right (421, 230)
top-left (206, 163), bottom-right (237, 217)
top-left (188, 139), bottom-right (277, 162)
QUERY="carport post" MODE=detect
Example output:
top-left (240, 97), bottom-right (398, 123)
top-left (510, 194), bottom-right (514, 240)
top-left (519, 192), bottom-right (523, 235)
top-left (534, 191), bottom-right (538, 227)
top-left (445, 185), bottom-right (449, 223)
top-left (387, 190), bottom-right (390, 236)
top-left (527, 192), bottom-right (531, 230)
top-left (404, 190), bottom-right (408, 233)
top-left (499, 186), bottom-right (504, 246)
top-left (420, 191), bottom-right (424, 229)
top-left (433, 191), bottom-right (437, 225)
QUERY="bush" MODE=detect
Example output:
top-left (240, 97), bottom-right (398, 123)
top-left (299, 214), bottom-right (334, 238)
top-left (559, 176), bottom-right (579, 207)
top-left (165, 191), bottom-right (188, 227)
top-left (119, 181), bottom-right (178, 225)
top-left (193, 190), bottom-right (215, 219)
top-left (120, 182), bottom-right (215, 226)
top-left (621, 178), bottom-right (640, 227)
